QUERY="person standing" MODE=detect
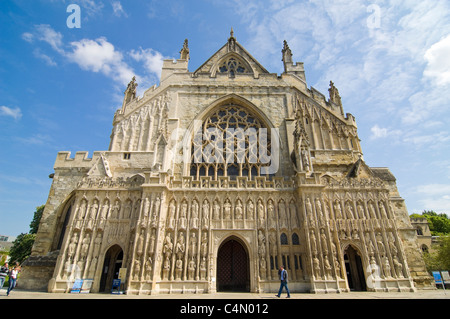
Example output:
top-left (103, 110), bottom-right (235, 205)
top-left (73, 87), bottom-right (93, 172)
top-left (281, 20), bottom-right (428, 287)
top-left (6, 265), bottom-right (19, 296)
top-left (0, 262), bottom-right (9, 291)
top-left (276, 266), bottom-right (291, 298)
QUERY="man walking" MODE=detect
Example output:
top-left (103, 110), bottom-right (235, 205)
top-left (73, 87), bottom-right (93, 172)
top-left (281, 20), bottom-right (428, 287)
top-left (276, 266), bottom-right (290, 298)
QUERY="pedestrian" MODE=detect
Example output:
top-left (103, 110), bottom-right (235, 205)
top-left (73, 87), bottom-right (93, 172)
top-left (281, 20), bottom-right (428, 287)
top-left (6, 264), bottom-right (19, 296)
top-left (0, 262), bottom-right (9, 291)
top-left (275, 265), bottom-right (290, 298)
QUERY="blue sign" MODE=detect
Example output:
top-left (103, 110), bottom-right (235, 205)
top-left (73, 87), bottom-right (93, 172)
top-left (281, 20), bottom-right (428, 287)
top-left (70, 279), bottom-right (83, 293)
top-left (432, 271), bottom-right (443, 284)
top-left (111, 279), bottom-right (121, 294)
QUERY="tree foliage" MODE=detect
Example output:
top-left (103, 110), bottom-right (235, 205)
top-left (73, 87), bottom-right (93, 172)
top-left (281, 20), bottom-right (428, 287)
top-left (8, 233), bottom-right (36, 264)
top-left (8, 205), bottom-right (44, 265)
top-left (411, 210), bottom-right (450, 236)
top-left (423, 236), bottom-right (450, 272)
top-left (29, 205), bottom-right (45, 234)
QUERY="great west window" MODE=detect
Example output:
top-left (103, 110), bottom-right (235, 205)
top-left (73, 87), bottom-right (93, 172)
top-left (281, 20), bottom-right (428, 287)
top-left (190, 104), bottom-right (273, 180)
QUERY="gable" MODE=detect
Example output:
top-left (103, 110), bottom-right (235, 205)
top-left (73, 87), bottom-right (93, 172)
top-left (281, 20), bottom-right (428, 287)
top-left (194, 32), bottom-right (269, 78)
top-left (87, 154), bottom-right (112, 178)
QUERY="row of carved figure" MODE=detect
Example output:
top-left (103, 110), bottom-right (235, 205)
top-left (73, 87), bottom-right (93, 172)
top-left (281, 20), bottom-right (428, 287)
top-left (158, 230), bottom-right (210, 281)
top-left (166, 197), bottom-right (300, 231)
top-left (57, 224), bottom-right (407, 285)
top-left (69, 193), bottom-right (395, 237)
top-left (304, 197), bottom-right (393, 223)
top-left (306, 224), bottom-right (408, 280)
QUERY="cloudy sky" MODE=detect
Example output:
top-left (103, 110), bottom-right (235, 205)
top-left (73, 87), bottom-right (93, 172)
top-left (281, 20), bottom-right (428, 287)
top-left (1, 0), bottom-right (449, 236)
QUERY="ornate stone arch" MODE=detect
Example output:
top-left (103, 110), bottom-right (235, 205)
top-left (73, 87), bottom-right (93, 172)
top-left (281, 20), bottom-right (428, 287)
top-left (185, 94), bottom-right (279, 180)
top-left (52, 192), bottom-right (77, 251)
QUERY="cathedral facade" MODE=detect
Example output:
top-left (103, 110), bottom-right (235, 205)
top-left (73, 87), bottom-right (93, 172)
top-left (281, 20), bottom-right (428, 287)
top-left (21, 32), bottom-right (433, 294)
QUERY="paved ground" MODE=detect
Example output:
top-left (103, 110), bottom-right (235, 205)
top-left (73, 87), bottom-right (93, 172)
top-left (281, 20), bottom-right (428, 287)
top-left (1, 287), bottom-right (448, 299)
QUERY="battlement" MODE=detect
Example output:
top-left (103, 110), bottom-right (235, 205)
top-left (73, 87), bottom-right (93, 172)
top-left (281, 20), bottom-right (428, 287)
top-left (54, 151), bottom-right (103, 169)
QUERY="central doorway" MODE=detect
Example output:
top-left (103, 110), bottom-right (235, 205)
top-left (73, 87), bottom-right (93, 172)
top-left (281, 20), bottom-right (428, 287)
top-left (344, 245), bottom-right (366, 291)
top-left (99, 245), bottom-right (123, 292)
top-left (217, 237), bottom-right (250, 292)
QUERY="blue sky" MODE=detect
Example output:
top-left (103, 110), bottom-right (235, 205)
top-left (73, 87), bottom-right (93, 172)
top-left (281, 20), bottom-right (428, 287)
top-left (1, 0), bottom-right (449, 237)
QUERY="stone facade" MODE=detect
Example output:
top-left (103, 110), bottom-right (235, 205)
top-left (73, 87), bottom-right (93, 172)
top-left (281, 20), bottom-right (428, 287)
top-left (20, 32), bottom-right (434, 294)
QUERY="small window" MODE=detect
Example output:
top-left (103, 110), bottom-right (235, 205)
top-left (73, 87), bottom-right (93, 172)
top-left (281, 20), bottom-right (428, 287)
top-left (280, 233), bottom-right (288, 245)
top-left (123, 153), bottom-right (131, 160)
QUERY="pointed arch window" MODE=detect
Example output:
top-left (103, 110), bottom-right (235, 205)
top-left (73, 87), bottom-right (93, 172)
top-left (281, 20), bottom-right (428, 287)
top-left (217, 56), bottom-right (251, 77)
top-left (190, 104), bottom-right (273, 181)
top-left (280, 233), bottom-right (288, 245)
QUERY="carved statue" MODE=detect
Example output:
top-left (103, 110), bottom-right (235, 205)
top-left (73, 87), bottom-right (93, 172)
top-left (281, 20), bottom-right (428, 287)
top-left (247, 200), bottom-right (254, 220)
top-left (179, 201), bottom-right (187, 229)
top-left (235, 200), bottom-right (243, 220)
top-left (278, 200), bottom-right (288, 229)
top-left (189, 232), bottom-right (197, 257)
top-left (213, 200), bottom-right (220, 219)
top-left (223, 199), bottom-right (232, 219)
top-left (176, 232), bottom-right (185, 260)
top-left (200, 232), bottom-right (208, 257)
top-left (163, 233), bottom-right (173, 260)
top-left (190, 200), bottom-right (199, 229)
top-left (202, 200), bottom-right (210, 229)
top-left (167, 200), bottom-right (176, 230)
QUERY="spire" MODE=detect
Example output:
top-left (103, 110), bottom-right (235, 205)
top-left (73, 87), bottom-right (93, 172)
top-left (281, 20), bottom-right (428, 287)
top-left (230, 27), bottom-right (234, 39)
top-left (179, 38), bottom-right (190, 61)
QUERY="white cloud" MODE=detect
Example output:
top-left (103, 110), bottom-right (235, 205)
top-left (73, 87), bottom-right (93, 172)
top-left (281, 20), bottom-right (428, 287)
top-left (0, 106), bottom-right (22, 120)
top-left (370, 125), bottom-right (401, 140)
top-left (34, 24), bottom-right (64, 54)
top-left (33, 48), bottom-right (57, 66)
top-left (112, 1), bottom-right (128, 17)
top-left (414, 184), bottom-right (450, 213)
top-left (129, 48), bottom-right (164, 78)
top-left (22, 24), bottom-right (168, 90)
top-left (67, 37), bottom-right (135, 87)
top-left (15, 134), bottom-right (53, 146)
top-left (77, 0), bottom-right (104, 16)
top-left (403, 131), bottom-right (450, 149)
top-left (424, 34), bottom-right (450, 86)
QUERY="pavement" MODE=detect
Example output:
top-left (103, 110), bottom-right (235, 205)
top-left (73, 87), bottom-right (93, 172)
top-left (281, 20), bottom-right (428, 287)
top-left (1, 287), bottom-right (448, 299)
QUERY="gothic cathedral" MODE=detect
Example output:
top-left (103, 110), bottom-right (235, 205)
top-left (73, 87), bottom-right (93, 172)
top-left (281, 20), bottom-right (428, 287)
top-left (21, 31), bottom-right (433, 294)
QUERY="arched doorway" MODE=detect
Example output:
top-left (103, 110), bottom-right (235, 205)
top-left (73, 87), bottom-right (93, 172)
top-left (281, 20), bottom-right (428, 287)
top-left (344, 245), bottom-right (366, 291)
top-left (217, 237), bottom-right (250, 292)
top-left (99, 245), bottom-right (123, 292)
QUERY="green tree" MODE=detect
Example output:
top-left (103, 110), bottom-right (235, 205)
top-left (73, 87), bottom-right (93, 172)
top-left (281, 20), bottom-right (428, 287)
top-left (8, 233), bottom-right (36, 265)
top-left (412, 210), bottom-right (450, 236)
top-left (8, 205), bottom-right (44, 265)
top-left (423, 236), bottom-right (450, 271)
top-left (29, 205), bottom-right (45, 234)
